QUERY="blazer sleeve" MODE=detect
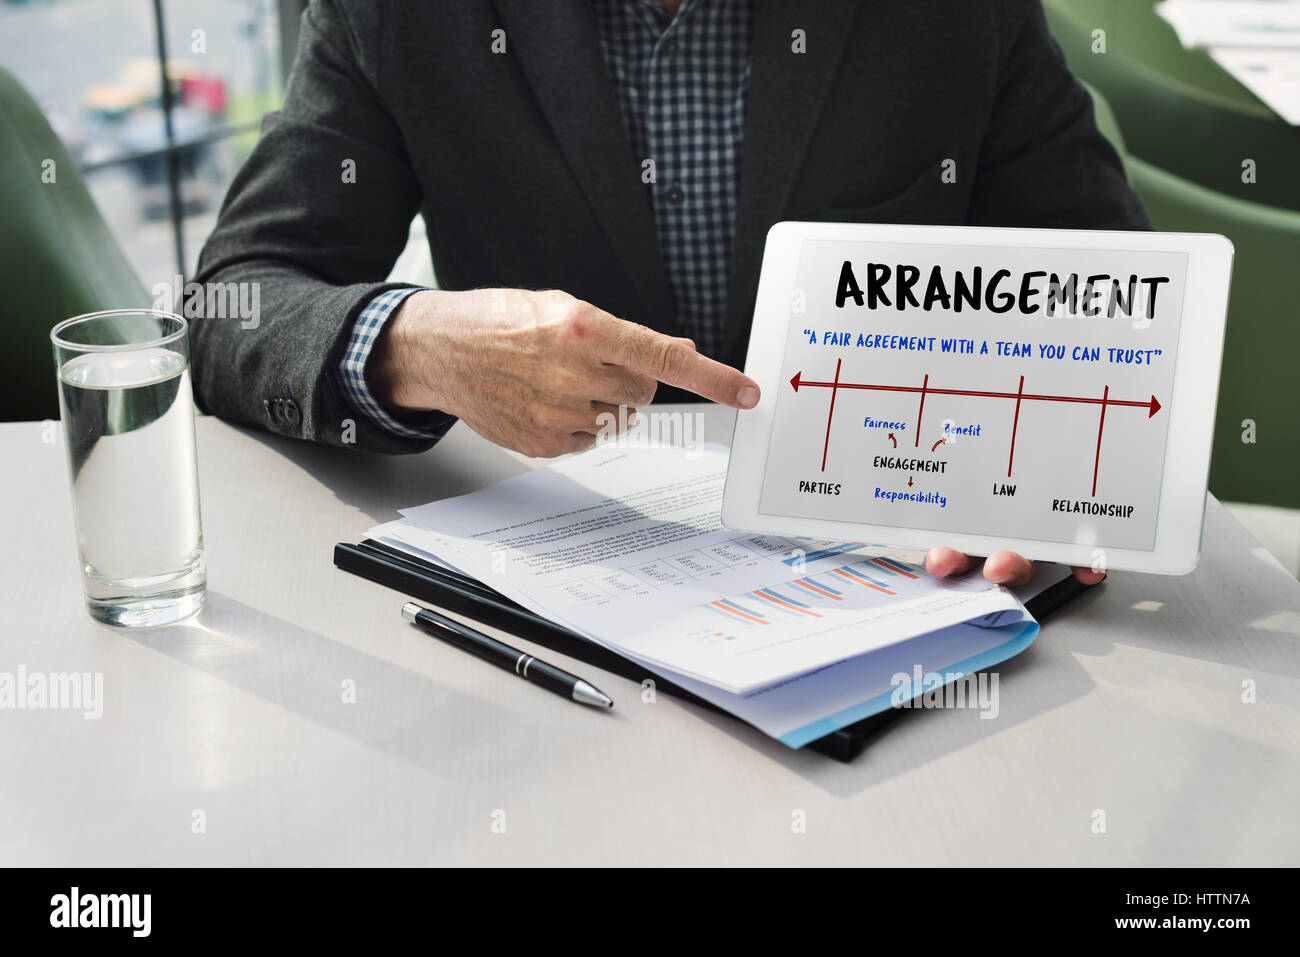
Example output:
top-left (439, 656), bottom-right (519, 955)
top-left (966, 0), bottom-right (1151, 231)
top-left (190, 0), bottom-right (443, 454)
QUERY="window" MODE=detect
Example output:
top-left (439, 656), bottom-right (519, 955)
top-left (0, 0), bottom-right (302, 286)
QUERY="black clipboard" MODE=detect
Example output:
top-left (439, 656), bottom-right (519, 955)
top-left (334, 539), bottom-right (1089, 762)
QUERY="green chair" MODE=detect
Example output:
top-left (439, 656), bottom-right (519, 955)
top-left (1127, 158), bottom-right (1300, 508)
top-left (1045, 0), bottom-right (1300, 213)
top-left (1084, 80), bottom-right (1300, 509)
top-left (1054, 0), bottom-right (1266, 105)
top-left (1083, 76), bottom-right (1128, 154)
top-left (0, 65), bottom-right (149, 422)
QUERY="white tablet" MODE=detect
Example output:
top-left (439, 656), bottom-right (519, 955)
top-left (722, 222), bottom-right (1234, 575)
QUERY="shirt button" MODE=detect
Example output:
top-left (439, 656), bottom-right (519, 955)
top-left (282, 398), bottom-right (302, 428)
top-left (665, 183), bottom-right (685, 206)
top-left (662, 38), bottom-right (678, 57)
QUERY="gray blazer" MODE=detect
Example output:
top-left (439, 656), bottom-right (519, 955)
top-left (191, 0), bottom-right (1148, 454)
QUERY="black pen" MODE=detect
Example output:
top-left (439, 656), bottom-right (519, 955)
top-left (401, 602), bottom-right (614, 709)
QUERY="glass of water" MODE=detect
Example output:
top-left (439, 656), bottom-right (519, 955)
top-left (51, 310), bottom-right (206, 627)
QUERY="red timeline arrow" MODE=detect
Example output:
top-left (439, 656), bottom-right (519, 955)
top-left (793, 368), bottom-right (1162, 494)
top-left (791, 370), bottom-right (1160, 416)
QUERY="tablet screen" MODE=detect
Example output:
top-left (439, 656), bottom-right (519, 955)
top-left (757, 239), bottom-right (1189, 551)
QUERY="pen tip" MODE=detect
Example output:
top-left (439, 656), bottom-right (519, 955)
top-left (573, 680), bottom-right (613, 709)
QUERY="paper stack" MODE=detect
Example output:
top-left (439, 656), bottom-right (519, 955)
top-left (366, 443), bottom-right (1065, 747)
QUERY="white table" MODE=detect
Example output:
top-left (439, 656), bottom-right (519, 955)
top-left (2, 409), bottom-right (1298, 865)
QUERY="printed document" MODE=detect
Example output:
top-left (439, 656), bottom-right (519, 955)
top-left (391, 444), bottom-right (1028, 694)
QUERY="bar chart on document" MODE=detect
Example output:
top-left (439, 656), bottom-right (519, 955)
top-left (394, 443), bottom-right (1028, 693)
top-left (694, 549), bottom-right (962, 644)
top-left (540, 531), bottom-right (1002, 657)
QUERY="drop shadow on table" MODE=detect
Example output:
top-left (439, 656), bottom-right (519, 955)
top-left (1057, 504), bottom-right (1300, 679)
top-left (713, 542), bottom-right (1300, 797)
top-left (125, 590), bottom-right (591, 780)
top-left (227, 420), bottom-right (532, 526)
top-left (224, 402), bottom-right (726, 525)
top-left (673, 591), bottom-right (1103, 797)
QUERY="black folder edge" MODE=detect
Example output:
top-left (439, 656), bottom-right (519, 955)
top-left (334, 539), bottom-right (1090, 762)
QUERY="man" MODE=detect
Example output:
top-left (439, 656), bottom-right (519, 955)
top-left (193, 0), bottom-right (1142, 586)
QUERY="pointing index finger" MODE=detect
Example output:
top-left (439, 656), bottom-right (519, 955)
top-left (612, 321), bottom-right (759, 408)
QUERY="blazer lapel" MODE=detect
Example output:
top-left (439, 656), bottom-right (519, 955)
top-left (722, 0), bottom-right (861, 365)
top-left (493, 0), bottom-right (675, 329)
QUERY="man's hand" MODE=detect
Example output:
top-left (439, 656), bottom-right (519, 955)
top-left (366, 288), bottom-right (760, 457)
top-left (925, 547), bottom-right (1107, 587)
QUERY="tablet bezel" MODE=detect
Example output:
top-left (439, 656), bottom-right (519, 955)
top-left (722, 222), bottom-right (1234, 575)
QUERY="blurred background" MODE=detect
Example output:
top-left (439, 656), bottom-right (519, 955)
top-left (1, 0), bottom-right (1296, 575)
top-left (1, 0), bottom-right (293, 282)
